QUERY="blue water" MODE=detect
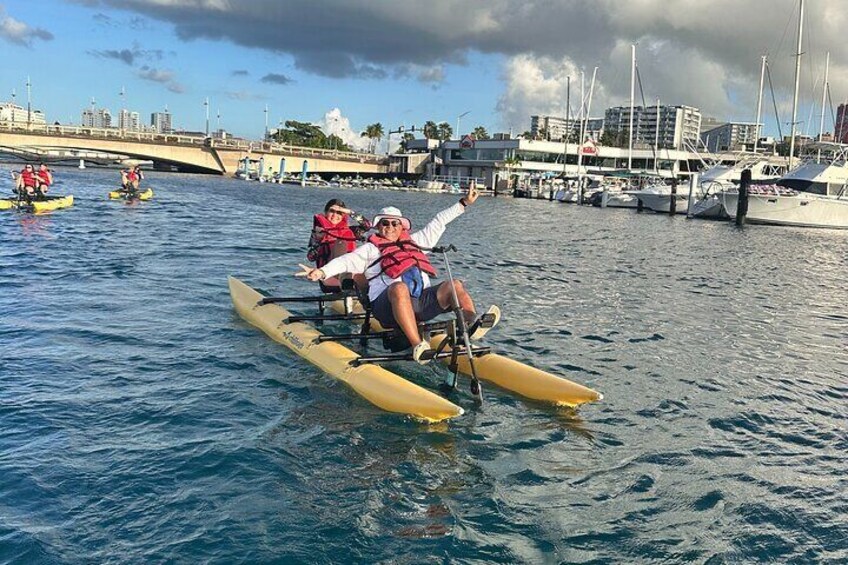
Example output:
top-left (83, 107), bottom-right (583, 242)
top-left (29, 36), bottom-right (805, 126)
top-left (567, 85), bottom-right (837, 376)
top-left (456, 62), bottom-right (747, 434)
top-left (1, 167), bottom-right (846, 563)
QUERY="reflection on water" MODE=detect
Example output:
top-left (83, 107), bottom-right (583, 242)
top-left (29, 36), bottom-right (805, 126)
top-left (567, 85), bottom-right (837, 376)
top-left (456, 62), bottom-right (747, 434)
top-left (0, 167), bottom-right (846, 563)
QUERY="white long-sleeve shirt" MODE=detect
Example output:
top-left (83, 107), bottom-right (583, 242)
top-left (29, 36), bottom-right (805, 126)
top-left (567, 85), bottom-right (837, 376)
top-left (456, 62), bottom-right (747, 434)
top-left (321, 202), bottom-right (465, 303)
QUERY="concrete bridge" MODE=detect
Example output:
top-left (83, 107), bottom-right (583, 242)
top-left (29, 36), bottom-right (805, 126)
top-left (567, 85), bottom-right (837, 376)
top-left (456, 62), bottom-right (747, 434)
top-left (0, 122), bottom-right (388, 176)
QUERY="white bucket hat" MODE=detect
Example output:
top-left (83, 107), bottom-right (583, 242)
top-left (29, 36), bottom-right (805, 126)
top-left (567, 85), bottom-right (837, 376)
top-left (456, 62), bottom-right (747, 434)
top-left (372, 206), bottom-right (411, 230)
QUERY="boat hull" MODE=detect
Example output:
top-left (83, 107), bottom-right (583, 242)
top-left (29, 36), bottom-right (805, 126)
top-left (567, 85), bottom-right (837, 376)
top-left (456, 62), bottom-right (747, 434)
top-left (721, 192), bottom-right (848, 228)
top-left (0, 194), bottom-right (74, 213)
top-left (228, 276), bottom-right (463, 422)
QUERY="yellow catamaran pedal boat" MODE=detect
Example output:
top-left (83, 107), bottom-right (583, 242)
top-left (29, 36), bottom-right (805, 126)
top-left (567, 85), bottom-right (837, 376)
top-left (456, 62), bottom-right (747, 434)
top-left (109, 188), bottom-right (154, 201)
top-left (0, 194), bottom-right (74, 213)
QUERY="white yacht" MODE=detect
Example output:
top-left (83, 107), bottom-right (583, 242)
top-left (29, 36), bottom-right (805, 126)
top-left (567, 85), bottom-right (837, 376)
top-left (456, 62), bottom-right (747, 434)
top-left (719, 154), bottom-right (848, 228)
top-left (691, 156), bottom-right (789, 219)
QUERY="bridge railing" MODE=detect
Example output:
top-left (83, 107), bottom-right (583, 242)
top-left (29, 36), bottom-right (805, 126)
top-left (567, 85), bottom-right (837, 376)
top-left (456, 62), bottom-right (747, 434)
top-left (0, 121), bottom-right (385, 164)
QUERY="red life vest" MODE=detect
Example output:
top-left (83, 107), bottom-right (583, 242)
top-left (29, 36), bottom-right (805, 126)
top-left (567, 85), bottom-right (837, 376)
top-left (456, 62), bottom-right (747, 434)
top-left (36, 170), bottom-right (51, 186)
top-left (20, 170), bottom-right (37, 188)
top-left (126, 170), bottom-right (139, 182)
top-left (368, 232), bottom-right (437, 279)
top-left (310, 214), bottom-right (358, 268)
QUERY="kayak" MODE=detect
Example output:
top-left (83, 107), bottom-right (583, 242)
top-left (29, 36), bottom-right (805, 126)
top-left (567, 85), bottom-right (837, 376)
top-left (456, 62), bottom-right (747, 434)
top-left (330, 300), bottom-right (602, 407)
top-left (109, 188), bottom-right (154, 201)
top-left (229, 276), bottom-right (464, 422)
top-left (0, 194), bottom-right (74, 213)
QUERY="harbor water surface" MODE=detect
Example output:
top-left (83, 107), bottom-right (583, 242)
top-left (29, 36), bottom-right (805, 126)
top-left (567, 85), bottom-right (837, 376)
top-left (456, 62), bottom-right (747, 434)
top-left (1, 168), bottom-right (846, 563)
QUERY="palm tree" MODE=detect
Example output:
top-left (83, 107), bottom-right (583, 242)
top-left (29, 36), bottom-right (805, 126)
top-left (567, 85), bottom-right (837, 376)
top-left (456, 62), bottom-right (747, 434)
top-left (360, 122), bottom-right (384, 153)
top-left (423, 120), bottom-right (439, 140)
top-left (437, 121), bottom-right (453, 141)
top-left (472, 126), bottom-right (490, 140)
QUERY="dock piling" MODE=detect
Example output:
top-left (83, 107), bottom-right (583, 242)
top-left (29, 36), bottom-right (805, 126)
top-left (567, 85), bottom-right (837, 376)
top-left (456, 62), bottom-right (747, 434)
top-left (735, 168), bottom-right (751, 226)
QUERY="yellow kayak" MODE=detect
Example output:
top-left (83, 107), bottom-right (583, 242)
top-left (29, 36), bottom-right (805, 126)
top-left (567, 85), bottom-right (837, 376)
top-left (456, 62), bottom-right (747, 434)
top-left (109, 188), bottom-right (154, 201)
top-left (330, 300), bottom-right (602, 407)
top-left (0, 194), bottom-right (74, 213)
top-left (229, 276), bottom-right (463, 423)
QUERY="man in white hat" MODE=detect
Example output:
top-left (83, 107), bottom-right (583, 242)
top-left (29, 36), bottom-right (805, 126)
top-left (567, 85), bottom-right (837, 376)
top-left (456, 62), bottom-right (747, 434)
top-left (297, 182), bottom-right (499, 364)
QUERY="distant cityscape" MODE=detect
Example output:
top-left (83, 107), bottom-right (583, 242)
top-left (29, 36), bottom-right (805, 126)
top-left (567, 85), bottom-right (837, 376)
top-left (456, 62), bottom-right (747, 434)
top-left (3, 98), bottom-right (848, 153)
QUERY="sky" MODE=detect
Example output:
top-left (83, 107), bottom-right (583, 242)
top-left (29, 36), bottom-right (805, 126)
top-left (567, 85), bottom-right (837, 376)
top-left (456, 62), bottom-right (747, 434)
top-left (0, 0), bottom-right (843, 149)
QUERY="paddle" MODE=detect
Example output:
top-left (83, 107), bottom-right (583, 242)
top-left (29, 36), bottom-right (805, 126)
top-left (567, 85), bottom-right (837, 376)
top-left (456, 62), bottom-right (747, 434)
top-left (433, 244), bottom-right (483, 402)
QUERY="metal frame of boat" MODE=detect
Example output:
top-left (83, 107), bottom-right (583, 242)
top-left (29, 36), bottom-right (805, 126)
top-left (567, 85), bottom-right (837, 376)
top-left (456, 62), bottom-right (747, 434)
top-left (229, 276), bottom-right (602, 422)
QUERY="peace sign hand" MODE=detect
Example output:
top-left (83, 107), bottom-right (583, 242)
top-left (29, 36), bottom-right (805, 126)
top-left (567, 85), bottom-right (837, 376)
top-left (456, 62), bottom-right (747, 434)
top-left (465, 180), bottom-right (480, 205)
top-left (295, 263), bottom-right (324, 281)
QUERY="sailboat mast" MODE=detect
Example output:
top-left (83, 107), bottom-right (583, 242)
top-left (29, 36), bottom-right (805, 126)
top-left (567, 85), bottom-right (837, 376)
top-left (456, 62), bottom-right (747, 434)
top-left (788, 0), bottom-right (804, 165)
top-left (563, 75), bottom-right (570, 175)
top-left (754, 55), bottom-right (766, 153)
top-left (818, 52), bottom-right (829, 140)
top-left (628, 44), bottom-right (636, 171)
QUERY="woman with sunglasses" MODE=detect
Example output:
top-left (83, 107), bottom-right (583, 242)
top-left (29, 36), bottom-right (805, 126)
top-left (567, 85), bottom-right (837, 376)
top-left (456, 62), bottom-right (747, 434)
top-left (306, 198), bottom-right (372, 293)
top-left (13, 164), bottom-right (39, 200)
top-left (297, 182), bottom-right (499, 365)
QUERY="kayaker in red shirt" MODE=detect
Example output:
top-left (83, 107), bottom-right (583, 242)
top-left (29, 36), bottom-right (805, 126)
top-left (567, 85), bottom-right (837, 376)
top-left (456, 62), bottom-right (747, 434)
top-left (120, 166), bottom-right (144, 193)
top-left (35, 163), bottom-right (53, 196)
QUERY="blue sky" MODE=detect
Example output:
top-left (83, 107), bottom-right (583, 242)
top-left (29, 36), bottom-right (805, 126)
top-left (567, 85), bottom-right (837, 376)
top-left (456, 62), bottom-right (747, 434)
top-left (0, 1), bottom-right (841, 145)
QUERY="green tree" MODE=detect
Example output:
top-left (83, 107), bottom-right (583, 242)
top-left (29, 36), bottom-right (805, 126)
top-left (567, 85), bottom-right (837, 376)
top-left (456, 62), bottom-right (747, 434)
top-left (437, 121), bottom-right (453, 141)
top-left (361, 122), bottom-right (385, 153)
top-left (471, 126), bottom-right (490, 140)
top-left (422, 120), bottom-right (439, 140)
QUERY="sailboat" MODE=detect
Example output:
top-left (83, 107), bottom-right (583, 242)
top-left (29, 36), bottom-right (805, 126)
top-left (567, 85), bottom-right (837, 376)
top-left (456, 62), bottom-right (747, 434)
top-left (720, 0), bottom-right (848, 228)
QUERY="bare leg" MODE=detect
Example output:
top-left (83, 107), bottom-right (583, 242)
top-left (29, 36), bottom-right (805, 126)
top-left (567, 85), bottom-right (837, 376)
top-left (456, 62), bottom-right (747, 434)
top-left (352, 273), bottom-right (368, 294)
top-left (436, 279), bottom-right (476, 324)
top-left (387, 282), bottom-right (422, 345)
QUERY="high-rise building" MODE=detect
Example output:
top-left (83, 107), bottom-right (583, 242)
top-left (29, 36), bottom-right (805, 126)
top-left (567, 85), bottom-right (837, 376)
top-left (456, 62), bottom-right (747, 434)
top-left (81, 108), bottom-right (112, 128)
top-left (151, 111), bottom-right (173, 133)
top-left (0, 102), bottom-right (46, 125)
top-left (604, 104), bottom-right (701, 150)
top-left (530, 115), bottom-right (604, 142)
top-left (835, 104), bottom-right (848, 143)
top-left (118, 109), bottom-right (140, 131)
top-left (700, 122), bottom-right (760, 152)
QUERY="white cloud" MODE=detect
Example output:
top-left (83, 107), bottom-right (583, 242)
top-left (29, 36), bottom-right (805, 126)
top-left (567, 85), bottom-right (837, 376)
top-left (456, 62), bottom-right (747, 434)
top-left (318, 108), bottom-right (371, 151)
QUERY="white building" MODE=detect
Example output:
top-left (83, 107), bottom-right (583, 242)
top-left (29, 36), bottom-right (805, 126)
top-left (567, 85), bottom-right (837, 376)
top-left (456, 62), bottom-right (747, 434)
top-left (0, 102), bottom-right (47, 125)
top-left (701, 122), bottom-right (761, 152)
top-left (151, 111), bottom-right (173, 133)
top-left (604, 105), bottom-right (702, 150)
top-left (530, 115), bottom-right (604, 142)
top-left (81, 108), bottom-right (112, 128)
top-left (118, 109), bottom-right (141, 131)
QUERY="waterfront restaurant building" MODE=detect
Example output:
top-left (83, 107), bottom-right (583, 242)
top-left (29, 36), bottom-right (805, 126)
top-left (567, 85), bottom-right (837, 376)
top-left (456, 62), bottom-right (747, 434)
top-left (413, 137), bottom-right (703, 191)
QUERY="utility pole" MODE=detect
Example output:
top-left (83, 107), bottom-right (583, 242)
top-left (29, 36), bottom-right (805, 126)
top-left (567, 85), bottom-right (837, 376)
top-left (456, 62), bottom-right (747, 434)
top-left (10, 88), bottom-right (15, 126)
top-left (264, 105), bottom-right (269, 140)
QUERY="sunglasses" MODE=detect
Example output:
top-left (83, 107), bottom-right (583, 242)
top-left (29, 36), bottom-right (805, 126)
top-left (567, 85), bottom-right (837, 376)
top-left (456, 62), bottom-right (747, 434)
top-left (327, 207), bottom-right (347, 215)
top-left (378, 219), bottom-right (401, 228)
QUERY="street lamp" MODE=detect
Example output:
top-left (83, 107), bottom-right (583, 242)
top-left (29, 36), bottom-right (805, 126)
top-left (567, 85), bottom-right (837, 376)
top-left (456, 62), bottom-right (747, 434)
top-left (26, 76), bottom-right (32, 128)
top-left (119, 86), bottom-right (125, 134)
top-left (216, 109), bottom-right (221, 135)
top-left (204, 97), bottom-right (210, 137)
top-left (10, 88), bottom-right (15, 126)
top-left (264, 104), bottom-right (269, 140)
top-left (456, 110), bottom-right (470, 139)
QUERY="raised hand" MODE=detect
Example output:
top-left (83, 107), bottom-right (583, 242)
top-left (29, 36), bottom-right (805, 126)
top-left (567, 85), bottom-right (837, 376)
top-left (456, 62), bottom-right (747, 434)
top-left (465, 180), bottom-right (480, 205)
